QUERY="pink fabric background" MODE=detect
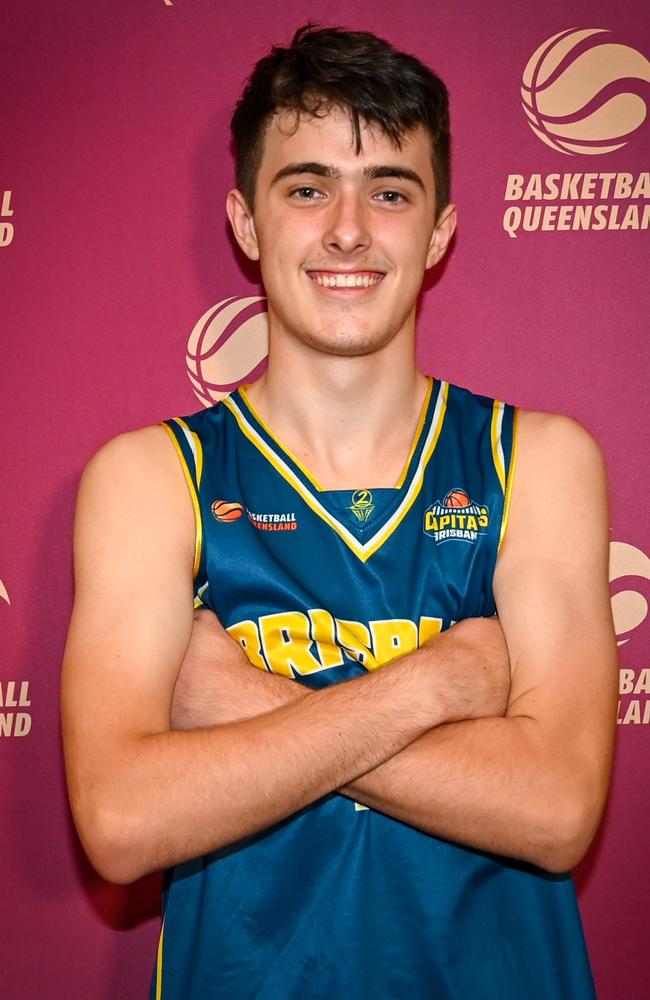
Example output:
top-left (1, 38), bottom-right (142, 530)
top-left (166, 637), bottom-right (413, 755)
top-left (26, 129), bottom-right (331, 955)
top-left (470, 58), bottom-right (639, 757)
top-left (1, 1), bottom-right (648, 996)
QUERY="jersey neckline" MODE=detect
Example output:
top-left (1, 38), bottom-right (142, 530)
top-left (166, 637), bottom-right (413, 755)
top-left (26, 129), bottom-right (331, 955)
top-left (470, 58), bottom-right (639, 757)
top-left (238, 377), bottom-right (436, 492)
top-left (221, 378), bottom-right (449, 563)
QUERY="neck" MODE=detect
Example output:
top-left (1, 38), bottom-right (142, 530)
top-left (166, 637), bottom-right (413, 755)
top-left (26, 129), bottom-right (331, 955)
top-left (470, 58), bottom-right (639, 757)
top-left (244, 325), bottom-right (429, 490)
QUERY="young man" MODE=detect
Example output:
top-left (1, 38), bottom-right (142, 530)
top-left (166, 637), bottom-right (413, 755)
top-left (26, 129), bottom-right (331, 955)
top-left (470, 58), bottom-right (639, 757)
top-left (62, 26), bottom-right (618, 999)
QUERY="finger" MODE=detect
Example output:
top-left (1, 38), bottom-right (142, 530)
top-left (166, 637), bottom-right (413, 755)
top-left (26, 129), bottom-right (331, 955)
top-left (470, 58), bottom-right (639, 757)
top-left (193, 607), bottom-right (217, 620)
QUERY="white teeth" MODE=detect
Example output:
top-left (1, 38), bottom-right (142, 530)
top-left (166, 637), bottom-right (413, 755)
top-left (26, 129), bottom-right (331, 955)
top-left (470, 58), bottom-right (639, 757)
top-left (313, 273), bottom-right (381, 288)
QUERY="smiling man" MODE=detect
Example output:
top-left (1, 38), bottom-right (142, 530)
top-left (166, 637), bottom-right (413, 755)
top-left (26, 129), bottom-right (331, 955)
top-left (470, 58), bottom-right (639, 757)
top-left (61, 26), bottom-right (617, 999)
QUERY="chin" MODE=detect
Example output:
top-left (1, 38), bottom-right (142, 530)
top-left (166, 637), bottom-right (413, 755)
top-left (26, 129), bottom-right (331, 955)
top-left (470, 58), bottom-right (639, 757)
top-left (298, 326), bottom-right (396, 358)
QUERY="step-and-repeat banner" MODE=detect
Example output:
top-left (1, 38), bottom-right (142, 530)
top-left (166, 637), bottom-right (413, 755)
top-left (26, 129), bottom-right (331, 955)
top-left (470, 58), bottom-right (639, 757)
top-left (2, 1), bottom-right (648, 996)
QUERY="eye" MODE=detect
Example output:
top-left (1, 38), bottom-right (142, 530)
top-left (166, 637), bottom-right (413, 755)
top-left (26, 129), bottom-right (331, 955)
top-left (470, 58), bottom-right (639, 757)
top-left (374, 190), bottom-right (406, 205)
top-left (290, 186), bottom-right (325, 201)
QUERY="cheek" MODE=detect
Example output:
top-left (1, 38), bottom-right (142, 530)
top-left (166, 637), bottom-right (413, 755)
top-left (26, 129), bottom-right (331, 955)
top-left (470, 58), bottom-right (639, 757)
top-left (379, 218), bottom-right (431, 262)
top-left (391, 237), bottom-right (432, 285)
top-left (258, 222), bottom-right (310, 269)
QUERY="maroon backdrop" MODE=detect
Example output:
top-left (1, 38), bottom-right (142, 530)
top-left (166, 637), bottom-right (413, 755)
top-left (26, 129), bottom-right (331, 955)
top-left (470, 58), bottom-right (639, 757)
top-left (1, 1), bottom-right (648, 997)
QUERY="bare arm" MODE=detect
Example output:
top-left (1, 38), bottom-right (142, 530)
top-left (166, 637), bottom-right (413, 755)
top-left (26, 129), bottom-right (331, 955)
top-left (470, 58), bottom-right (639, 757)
top-left (343, 413), bottom-right (618, 870)
top-left (176, 413), bottom-right (617, 872)
top-left (61, 428), bottom-right (508, 884)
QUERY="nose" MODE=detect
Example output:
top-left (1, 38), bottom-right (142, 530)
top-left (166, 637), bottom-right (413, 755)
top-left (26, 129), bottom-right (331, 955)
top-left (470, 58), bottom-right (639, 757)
top-left (322, 189), bottom-right (371, 255)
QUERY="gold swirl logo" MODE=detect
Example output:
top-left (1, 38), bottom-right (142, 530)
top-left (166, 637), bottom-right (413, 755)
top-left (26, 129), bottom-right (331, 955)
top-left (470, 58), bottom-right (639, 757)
top-left (186, 297), bottom-right (269, 407)
top-left (522, 29), bottom-right (650, 154)
top-left (609, 541), bottom-right (650, 646)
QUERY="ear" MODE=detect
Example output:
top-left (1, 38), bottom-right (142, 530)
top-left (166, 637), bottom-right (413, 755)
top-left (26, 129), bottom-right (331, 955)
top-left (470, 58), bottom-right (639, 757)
top-left (226, 189), bottom-right (260, 261)
top-left (425, 203), bottom-right (457, 269)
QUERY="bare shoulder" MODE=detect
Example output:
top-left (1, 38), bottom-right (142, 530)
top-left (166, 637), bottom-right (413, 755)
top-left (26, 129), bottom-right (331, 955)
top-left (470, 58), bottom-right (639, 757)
top-left (78, 424), bottom-right (191, 517)
top-left (63, 424), bottom-right (198, 835)
top-left (496, 408), bottom-right (615, 686)
top-left (74, 424), bottom-right (195, 575)
top-left (81, 424), bottom-right (181, 492)
top-left (514, 409), bottom-right (607, 503)
top-left (497, 408), bottom-right (610, 582)
top-left (517, 409), bottom-right (605, 464)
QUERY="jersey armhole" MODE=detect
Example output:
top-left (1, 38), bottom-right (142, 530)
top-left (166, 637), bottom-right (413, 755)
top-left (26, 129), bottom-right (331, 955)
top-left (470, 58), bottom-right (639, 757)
top-left (152, 915), bottom-right (165, 1000)
top-left (160, 419), bottom-right (204, 586)
top-left (498, 407), bottom-right (519, 552)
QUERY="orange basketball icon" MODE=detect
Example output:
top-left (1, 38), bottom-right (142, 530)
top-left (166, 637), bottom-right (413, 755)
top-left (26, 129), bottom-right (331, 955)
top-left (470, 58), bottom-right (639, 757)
top-left (443, 489), bottom-right (470, 508)
top-left (211, 500), bottom-right (244, 522)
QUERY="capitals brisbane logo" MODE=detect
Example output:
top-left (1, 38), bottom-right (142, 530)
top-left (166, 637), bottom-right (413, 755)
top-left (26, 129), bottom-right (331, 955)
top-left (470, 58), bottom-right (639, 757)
top-left (424, 489), bottom-right (489, 544)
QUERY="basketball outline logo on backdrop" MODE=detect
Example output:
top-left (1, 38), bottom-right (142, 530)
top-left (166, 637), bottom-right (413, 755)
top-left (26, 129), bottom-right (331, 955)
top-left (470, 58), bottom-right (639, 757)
top-left (423, 489), bottom-right (489, 544)
top-left (610, 541), bottom-right (650, 726)
top-left (187, 297), bottom-right (269, 408)
top-left (521, 28), bottom-right (650, 155)
top-left (609, 540), bottom-right (650, 647)
top-left (503, 29), bottom-right (650, 237)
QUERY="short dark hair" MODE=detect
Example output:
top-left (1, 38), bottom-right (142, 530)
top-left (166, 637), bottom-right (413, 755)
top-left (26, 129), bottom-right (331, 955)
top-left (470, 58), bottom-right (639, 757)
top-left (231, 25), bottom-right (450, 214)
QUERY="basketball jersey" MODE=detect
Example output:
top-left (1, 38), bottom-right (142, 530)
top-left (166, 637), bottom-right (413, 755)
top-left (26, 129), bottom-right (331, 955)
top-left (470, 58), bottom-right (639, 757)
top-left (151, 377), bottom-right (595, 999)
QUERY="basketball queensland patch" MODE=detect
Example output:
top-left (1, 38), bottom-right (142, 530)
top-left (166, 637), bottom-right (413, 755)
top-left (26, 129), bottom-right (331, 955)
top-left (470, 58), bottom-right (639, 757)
top-left (423, 488), bottom-right (489, 544)
top-left (247, 509), bottom-right (298, 532)
top-left (211, 499), bottom-right (244, 523)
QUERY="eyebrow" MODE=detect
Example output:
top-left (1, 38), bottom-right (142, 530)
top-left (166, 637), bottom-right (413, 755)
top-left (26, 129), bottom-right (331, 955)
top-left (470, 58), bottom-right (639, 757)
top-left (271, 162), bottom-right (426, 191)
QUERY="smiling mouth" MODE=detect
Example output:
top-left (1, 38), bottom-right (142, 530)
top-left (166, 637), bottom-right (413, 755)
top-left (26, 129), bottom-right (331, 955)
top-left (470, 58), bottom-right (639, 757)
top-left (307, 271), bottom-right (385, 289)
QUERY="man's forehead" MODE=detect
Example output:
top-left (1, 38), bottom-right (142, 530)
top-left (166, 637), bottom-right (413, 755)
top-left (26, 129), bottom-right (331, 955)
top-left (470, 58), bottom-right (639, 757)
top-left (272, 105), bottom-right (385, 140)
top-left (261, 107), bottom-right (430, 168)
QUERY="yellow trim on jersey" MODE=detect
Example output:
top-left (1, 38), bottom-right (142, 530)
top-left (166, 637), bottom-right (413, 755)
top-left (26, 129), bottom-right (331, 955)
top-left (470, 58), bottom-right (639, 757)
top-left (490, 400), bottom-right (506, 494)
top-left (499, 407), bottom-right (519, 551)
top-left (360, 381), bottom-right (448, 560)
top-left (238, 387), bottom-right (325, 492)
top-left (194, 580), bottom-right (209, 609)
top-left (175, 417), bottom-right (204, 489)
top-left (395, 378), bottom-right (434, 489)
top-left (155, 917), bottom-right (165, 1000)
top-left (239, 379), bottom-right (434, 494)
top-left (222, 397), bottom-right (366, 553)
top-left (222, 380), bottom-right (448, 563)
top-left (161, 421), bottom-right (203, 580)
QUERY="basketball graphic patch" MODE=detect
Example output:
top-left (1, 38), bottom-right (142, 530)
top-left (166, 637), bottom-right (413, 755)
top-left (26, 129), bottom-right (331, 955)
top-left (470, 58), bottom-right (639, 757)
top-left (424, 489), bottom-right (489, 544)
top-left (211, 499), bottom-right (244, 523)
top-left (348, 489), bottom-right (375, 523)
top-left (442, 488), bottom-right (470, 508)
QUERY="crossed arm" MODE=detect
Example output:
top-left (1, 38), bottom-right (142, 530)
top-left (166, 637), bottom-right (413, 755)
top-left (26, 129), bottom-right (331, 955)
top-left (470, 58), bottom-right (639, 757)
top-left (349, 412), bottom-right (618, 867)
top-left (61, 411), bottom-right (618, 884)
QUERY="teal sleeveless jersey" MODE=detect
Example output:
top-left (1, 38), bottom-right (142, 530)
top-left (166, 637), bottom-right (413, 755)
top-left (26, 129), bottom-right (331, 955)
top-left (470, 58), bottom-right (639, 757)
top-left (152, 378), bottom-right (595, 999)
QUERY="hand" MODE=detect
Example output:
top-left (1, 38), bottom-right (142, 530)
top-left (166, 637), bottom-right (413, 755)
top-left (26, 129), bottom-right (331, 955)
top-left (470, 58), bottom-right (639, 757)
top-left (424, 617), bottom-right (511, 723)
top-left (171, 609), bottom-right (302, 730)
